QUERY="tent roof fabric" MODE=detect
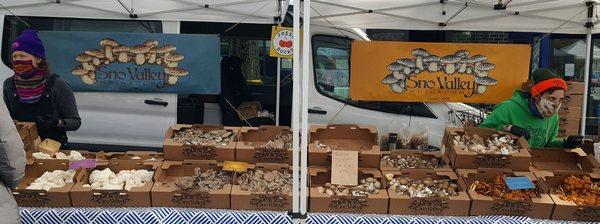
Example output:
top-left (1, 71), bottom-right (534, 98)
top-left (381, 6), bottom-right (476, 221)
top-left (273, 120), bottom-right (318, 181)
top-left (0, 0), bottom-right (598, 34)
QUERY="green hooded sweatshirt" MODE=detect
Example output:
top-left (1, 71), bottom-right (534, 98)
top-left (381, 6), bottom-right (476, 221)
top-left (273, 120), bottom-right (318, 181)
top-left (479, 90), bottom-right (564, 148)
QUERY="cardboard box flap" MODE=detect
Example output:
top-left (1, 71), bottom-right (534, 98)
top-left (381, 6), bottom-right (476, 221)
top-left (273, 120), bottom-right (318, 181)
top-left (104, 160), bottom-right (160, 170)
top-left (255, 163), bottom-right (289, 170)
top-left (33, 159), bottom-right (71, 171)
top-left (239, 126), bottom-right (291, 142)
top-left (531, 148), bottom-right (598, 172)
top-left (309, 124), bottom-right (378, 143)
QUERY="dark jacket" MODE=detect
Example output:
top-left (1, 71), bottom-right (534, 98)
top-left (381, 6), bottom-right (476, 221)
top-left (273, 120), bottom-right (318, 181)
top-left (3, 74), bottom-right (81, 145)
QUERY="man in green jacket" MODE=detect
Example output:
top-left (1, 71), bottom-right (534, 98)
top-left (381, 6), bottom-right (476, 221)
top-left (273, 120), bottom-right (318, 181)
top-left (480, 68), bottom-right (582, 148)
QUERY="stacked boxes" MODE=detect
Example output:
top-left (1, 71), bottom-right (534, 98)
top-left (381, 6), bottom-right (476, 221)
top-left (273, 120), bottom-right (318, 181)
top-left (559, 81), bottom-right (584, 137)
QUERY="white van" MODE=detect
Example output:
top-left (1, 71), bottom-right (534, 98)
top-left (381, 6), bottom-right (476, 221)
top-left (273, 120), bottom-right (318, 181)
top-left (0, 15), bottom-right (477, 150)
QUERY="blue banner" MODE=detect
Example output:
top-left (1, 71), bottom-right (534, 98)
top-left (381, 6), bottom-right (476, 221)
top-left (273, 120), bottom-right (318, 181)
top-left (38, 31), bottom-right (220, 94)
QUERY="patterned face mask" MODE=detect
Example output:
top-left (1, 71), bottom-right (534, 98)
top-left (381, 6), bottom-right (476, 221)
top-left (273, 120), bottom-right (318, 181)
top-left (13, 59), bottom-right (37, 79)
top-left (536, 96), bottom-right (561, 118)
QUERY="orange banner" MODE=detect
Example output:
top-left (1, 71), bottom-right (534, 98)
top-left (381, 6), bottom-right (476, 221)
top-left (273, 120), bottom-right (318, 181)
top-left (350, 41), bottom-right (531, 104)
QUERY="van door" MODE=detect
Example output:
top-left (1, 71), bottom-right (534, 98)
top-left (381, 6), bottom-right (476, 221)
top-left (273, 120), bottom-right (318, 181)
top-left (0, 16), bottom-right (176, 148)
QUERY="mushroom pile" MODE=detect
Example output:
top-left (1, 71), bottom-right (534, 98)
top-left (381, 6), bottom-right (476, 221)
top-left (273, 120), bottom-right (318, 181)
top-left (382, 48), bottom-right (498, 94)
top-left (259, 132), bottom-right (292, 150)
top-left (237, 169), bottom-right (292, 194)
top-left (381, 155), bottom-right (441, 169)
top-left (173, 128), bottom-right (236, 146)
top-left (175, 168), bottom-right (231, 192)
top-left (32, 151), bottom-right (86, 161)
top-left (82, 168), bottom-right (154, 191)
top-left (316, 177), bottom-right (381, 196)
top-left (386, 174), bottom-right (459, 198)
top-left (452, 133), bottom-right (520, 155)
top-left (72, 38), bottom-right (189, 85)
top-left (473, 176), bottom-right (540, 201)
top-left (25, 170), bottom-right (77, 191)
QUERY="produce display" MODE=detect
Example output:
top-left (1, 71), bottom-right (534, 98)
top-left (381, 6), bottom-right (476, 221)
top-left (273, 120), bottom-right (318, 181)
top-left (314, 140), bottom-right (331, 151)
top-left (381, 155), bottom-right (441, 169)
top-left (316, 177), bottom-right (381, 196)
top-left (387, 175), bottom-right (458, 198)
top-left (32, 151), bottom-right (85, 160)
top-left (26, 170), bottom-right (77, 191)
top-left (175, 168), bottom-right (231, 191)
top-left (452, 133), bottom-right (520, 155)
top-left (237, 169), bottom-right (291, 194)
top-left (82, 168), bottom-right (154, 191)
top-left (173, 128), bottom-right (236, 146)
top-left (472, 176), bottom-right (540, 200)
top-left (259, 132), bottom-right (292, 150)
top-left (556, 175), bottom-right (600, 206)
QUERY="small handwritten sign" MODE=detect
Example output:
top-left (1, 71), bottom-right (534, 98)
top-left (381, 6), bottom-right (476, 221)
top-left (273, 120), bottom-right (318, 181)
top-left (69, 159), bottom-right (97, 169)
top-left (223, 161), bottom-right (249, 172)
top-left (505, 176), bottom-right (535, 190)
top-left (331, 150), bottom-right (358, 186)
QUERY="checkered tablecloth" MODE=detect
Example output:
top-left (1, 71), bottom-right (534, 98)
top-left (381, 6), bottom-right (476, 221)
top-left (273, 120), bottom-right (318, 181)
top-left (20, 208), bottom-right (597, 224)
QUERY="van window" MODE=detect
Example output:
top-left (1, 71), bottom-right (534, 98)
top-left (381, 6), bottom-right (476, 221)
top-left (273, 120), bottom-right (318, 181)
top-left (312, 35), bottom-right (437, 118)
top-left (2, 16), bottom-right (162, 67)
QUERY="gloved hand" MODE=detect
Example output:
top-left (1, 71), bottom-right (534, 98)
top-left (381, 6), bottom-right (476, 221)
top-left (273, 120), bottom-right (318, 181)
top-left (36, 114), bottom-right (61, 129)
top-left (503, 125), bottom-right (531, 140)
top-left (563, 135), bottom-right (584, 149)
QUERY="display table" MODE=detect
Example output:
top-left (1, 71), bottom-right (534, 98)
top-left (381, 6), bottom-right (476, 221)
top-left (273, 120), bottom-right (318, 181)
top-left (306, 213), bottom-right (590, 224)
top-left (19, 207), bottom-right (292, 224)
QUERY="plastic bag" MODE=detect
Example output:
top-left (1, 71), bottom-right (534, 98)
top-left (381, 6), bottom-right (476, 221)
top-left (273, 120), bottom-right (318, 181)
top-left (411, 123), bottom-right (429, 151)
top-left (398, 126), bottom-right (412, 149)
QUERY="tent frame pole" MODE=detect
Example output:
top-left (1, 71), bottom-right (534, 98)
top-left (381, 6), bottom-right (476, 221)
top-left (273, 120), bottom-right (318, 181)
top-left (291, 0), bottom-right (300, 215)
top-left (581, 0), bottom-right (596, 136)
top-left (300, 0), bottom-right (310, 215)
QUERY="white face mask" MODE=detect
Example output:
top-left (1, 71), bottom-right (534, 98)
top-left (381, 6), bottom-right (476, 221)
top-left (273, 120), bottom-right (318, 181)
top-left (536, 96), bottom-right (562, 118)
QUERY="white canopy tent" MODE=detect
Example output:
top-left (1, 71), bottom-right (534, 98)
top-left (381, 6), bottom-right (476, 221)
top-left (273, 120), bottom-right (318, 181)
top-left (1, 0), bottom-right (600, 217)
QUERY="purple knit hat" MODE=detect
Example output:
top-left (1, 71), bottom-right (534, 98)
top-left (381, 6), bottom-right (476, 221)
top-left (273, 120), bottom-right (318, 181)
top-left (12, 29), bottom-right (45, 59)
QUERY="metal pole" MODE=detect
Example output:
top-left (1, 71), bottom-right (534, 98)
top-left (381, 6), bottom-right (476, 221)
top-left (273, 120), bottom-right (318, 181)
top-left (300, 0), bottom-right (310, 215)
top-left (276, 58), bottom-right (281, 126)
top-left (292, 0), bottom-right (300, 214)
top-left (581, 0), bottom-right (595, 136)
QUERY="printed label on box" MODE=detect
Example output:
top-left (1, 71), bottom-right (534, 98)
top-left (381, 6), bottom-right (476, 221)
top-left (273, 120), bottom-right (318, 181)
top-left (253, 148), bottom-right (289, 163)
top-left (490, 200), bottom-right (532, 216)
top-left (249, 194), bottom-right (288, 209)
top-left (171, 192), bottom-right (211, 206)
top-left (409, 198), bottom-right (450, 214)
top-left (573, 206), bottom-right (600, 221)
top-left (13, 192), bottom-right (50, 206)
top-left (91, 192), bottom-right (131, 206)
top-left (329, 197), bottom-right (368, 212)
top-left (474, 154), bottom-right (511, 168)
top-left (505, 176), bottom-right (535, 190)
top-left (183, 146), bottom-right (217, 159)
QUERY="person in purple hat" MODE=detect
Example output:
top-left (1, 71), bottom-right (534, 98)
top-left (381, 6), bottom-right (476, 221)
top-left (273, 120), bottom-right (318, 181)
top-left (3, 29), bottom-right (81, 148)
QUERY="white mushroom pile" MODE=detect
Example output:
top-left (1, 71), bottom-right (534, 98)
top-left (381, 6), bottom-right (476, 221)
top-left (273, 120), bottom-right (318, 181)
top-left (26, 170), bottom-right (77, 191)
top-left (72, 38), bottom-right (188, 85)
top-left (382, 48), bottom-right (497, 94)
top-left (32, 151), bottom-right (85, 161)
top-left (317, 177), bottom-right (381, 196)
top-left (386, 174), bottom-right (459, 198)
top-left (82, 168), bottom-right (154, 191)
top-left (260, 132), bottom-right (292, 150)
top-left (452, 133), bottom-right (520, 155)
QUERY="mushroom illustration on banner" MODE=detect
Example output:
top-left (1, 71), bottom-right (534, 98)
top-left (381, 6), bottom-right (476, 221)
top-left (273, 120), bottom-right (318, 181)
top-left (71, 39), bottom-right (189, 86)
top-left (381, 48), bottom-right (498, 96)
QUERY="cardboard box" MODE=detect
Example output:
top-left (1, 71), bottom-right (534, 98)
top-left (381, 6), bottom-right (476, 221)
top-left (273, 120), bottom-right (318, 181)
top-left (309, 167), bottom-right (388, 214)
top-left (13, 160), bottom-right (80, 207)
top-left (97, 151), bottom-right (164, 166)
top-left (444, 127), bottom-right (531, 171)
top-left (530, 148), bottom-right (600, 173)
top-left (151, 160), bottom-right (231, 208)
top-left (238, 101), bottom-right (261, 120)
top-left (380, 150), bottom-right (452, 172)
top-left (535, 170), bottom-right (600, 221)
top-left (459, 168), bottom-right (554, 219)
top-left (237, 126), bottom-right (292, 164)
top-left (559, 107), bottom-right (582, 120)
top-left (383, 169), bottom-right (470, 216)
top-left (231, 163), bottom-right (292, 211)
top-left (567, 81), bottom-right (585, 95)
top-left (70, 160), bottom-right (158, 207)
top-left (308, 124), bottom-right (380, 168)
top-left (558, 129), bottom-right (579, 137)
top-left (163, 124), bottom-right (237, 161)
top-left (560, 119), bottom-right (581, 131)
top-left (441, 127), bottom-right (463, 151)
top-left (563, 95), bottom-right (584, 108)
top-left (37, 139), bottom-right (61, 156)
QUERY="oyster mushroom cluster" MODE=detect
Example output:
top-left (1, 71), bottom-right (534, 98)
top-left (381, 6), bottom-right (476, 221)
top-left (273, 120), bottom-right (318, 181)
top-left (381, 155), bottom-right (441, 169)
top-left (386, 175), bottom-right (459, 198)
top-left (173, 128), bottom-right (236, 146)
top-left (557, 175), bottom-right (600, 206)
top-left (452, 133), bottom-right (520, 155)
top-left (175, 168), bottom-right (231, 192)
top-left (382, 48), bottom-right (498, 94)
top-left (32, 150), bottom-right (85, 161)
top-left (72, 38), bottom-right (189, 85)
top-left (237, 169), bottom-right (292, 194)
top-left (317, 177), bottom-right (381, 196)
top-left (25, 170), bottom-right (77, 191)
top-left (82, 168), bottom-right (154, 191)
top-left (314, 140), bottom-right (331, 151)
top-left (473, 176), bottom-right (540, 201)
top-left (260, 132), bottom-right (292, 150)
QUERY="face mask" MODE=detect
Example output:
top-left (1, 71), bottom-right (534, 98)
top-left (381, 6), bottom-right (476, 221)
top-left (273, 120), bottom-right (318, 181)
top-left (12, 60), bottom-right (37, 79)
top-left (536, 96), bottom-right (562, 118)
